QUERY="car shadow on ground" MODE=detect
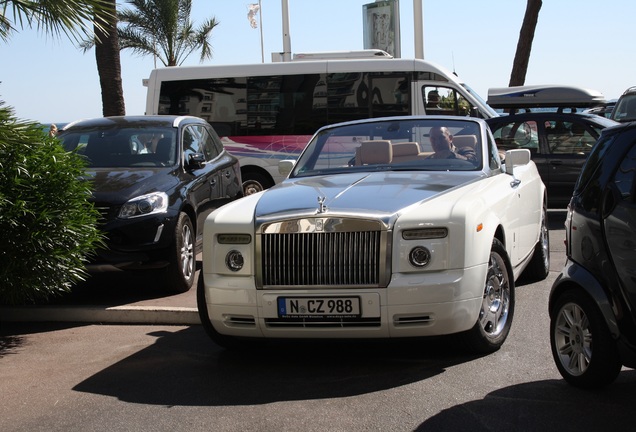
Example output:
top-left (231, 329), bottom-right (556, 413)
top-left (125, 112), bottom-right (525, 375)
top-left (415, 371), bottom-right (636, 431)
top-left (66, 325), bottom-right (488, 406)
top-left (8, 322), bottom-right (630, 429)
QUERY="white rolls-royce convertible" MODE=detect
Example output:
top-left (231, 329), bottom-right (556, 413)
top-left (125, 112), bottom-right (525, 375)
top-left (197, 116), bottom-right (549, 353)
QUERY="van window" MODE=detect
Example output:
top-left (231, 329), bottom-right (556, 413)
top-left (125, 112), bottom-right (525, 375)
top-left (423, 86), bottom-right (470, 116)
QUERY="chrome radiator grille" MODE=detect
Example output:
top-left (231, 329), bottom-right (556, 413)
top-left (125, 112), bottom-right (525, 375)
top-left (260, 231), bottom-right (382, 287)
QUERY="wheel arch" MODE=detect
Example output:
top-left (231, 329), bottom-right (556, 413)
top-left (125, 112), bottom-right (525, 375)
top-left (179, 202), bottom-right (197, 238)
top-left (241, 165), bottom-right (275, 186)
top-left (549, 260), bottom-right (620, 338)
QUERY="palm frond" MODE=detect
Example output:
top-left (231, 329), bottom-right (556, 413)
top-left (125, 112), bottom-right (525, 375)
top-left (2, 0), bottom-right (115, 43)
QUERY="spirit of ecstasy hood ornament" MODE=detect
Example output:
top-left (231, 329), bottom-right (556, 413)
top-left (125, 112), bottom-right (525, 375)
top-left (317, 196), bottom-right (327, 214)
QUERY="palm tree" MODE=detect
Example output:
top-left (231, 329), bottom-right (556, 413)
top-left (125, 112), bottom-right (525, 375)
top-left (93, 0), bottom-right (125, 116)
top-left (116, 0), bottom-right (218, 67)
top-left (509, 0), bottom-right (543, 86)
top-left (0, 0), bottom-right (112, 42)
top-left (1, 1), bottom-right (124, 116)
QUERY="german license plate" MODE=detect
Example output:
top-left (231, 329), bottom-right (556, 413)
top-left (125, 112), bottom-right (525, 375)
top-left (277, 297), bottom-right (361, 319)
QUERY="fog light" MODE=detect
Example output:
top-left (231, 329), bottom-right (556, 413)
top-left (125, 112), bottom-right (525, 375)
top-left (225, 250), bottom-right (244, 272)
top-left (409, 246), bottom-right (431, 268)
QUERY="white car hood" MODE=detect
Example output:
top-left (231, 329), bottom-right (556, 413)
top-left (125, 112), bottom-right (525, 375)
top-left (255, 171), bottom-right (483, 220)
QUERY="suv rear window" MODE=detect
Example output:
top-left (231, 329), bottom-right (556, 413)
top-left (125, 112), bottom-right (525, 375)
top-left (611, 90), bottom-right (636, 122)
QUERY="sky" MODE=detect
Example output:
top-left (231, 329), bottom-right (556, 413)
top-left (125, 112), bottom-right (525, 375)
top-left (1, 0), bottom-right (633, 123)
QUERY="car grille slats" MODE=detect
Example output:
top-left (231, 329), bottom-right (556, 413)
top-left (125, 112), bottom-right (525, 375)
top-left (261, 231), bottom-right (381, 287)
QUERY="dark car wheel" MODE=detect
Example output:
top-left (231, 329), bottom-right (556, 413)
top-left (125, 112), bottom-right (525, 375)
top-left (550, 289), bottom-right (622, 389)
top-left (242, 171), bottom-right (273, 196)
top-left (165, 212), bottom-right (196, 293)
top-left (459, 238), bottom-right (514, 354)
top-left (522, 205), bottom-right (550, 281)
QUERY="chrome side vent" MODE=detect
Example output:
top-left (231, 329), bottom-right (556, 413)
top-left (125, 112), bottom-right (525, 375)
top-left (394, 315), bottom-right (434, 326)
top-left (225, 316), bottom-right (256, 327)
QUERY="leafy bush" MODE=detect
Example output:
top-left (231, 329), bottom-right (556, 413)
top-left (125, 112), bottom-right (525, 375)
top-left (0, 101), bottom-right (103, 305)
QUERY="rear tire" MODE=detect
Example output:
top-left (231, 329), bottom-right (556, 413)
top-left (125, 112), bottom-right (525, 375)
top-left (458, 238), bottom-right (514, 354)
top-left (165, 212), bottom-right (196, 293)
top-left (550, 289), bottom-right (621, 389)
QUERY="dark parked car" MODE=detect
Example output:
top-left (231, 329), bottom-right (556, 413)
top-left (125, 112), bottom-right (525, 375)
top-left (549, 122), bottom-right (636, 388)
top-left (610, 86), bottom-right (636, 123)
top-left (486, 111), bottom-right (617, 208)
top-left (58, 116), bottom-right (243, 292)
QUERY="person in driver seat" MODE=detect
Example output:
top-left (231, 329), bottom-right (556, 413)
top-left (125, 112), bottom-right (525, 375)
top-left (427, 126), bottom-right (477, 163)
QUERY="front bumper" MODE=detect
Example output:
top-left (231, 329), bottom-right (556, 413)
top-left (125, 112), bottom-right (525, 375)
top-left (201, 264), bottom-right (486, 339)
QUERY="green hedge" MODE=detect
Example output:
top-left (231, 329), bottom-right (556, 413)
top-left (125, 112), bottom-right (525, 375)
top-left (0, 101), bottom-right (103, 305)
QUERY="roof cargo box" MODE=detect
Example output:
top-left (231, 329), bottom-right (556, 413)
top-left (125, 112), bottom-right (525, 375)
top-left (487, 85), bottom-right (606, 109)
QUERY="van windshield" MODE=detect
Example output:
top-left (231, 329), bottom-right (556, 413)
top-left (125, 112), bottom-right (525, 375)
top-left (462, 83), bottom-right (499, 118)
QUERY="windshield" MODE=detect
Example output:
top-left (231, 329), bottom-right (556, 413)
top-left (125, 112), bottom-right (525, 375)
top-left (59, 126), bottom-right (177, 168)
top-left (291, 118), bottom-right (483, 178)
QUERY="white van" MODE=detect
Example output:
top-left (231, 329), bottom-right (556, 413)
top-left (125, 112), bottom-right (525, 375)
top-left (144, 54), bottom-right (497, 194)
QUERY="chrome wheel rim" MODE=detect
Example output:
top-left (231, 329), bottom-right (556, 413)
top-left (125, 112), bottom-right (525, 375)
top-left (554, 302), bottom-right (592, 376)
top-left (480, 251), bottom-right (511, 338)
top-left (179, 223), bottom-right (194, 280)
top-left (243, 180), bottom-right (264, 195)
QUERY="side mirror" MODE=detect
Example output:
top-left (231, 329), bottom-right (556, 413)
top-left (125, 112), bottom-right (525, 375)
top-left (278, 159), bottom-right (296, 176)
top-left (186, 152), bottom-right (206, 169)
top-left (504, 149), bottom-right (531, 175)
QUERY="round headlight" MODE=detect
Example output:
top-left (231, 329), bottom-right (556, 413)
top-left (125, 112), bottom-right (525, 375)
top-left (225, 250), bottom-right (244, 272)
top-left (409, 246), bottom-right (431, 268)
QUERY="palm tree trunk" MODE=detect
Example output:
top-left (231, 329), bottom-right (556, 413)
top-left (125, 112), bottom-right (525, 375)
top-left (509, 0), bottom-right (542, 87)
top-left (95, 0), bottom-right (125, 116)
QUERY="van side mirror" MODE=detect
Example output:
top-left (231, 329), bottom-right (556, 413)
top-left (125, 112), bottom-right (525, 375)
top-left (504, 149), bottom-right (531, 175)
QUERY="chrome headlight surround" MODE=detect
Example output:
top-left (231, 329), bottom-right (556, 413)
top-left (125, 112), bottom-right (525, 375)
top-left (225, 250), bottom-right (245, 272)
top-left (216, 233), bottom-right (252, 274)
top-left (401, 227), bottom-right (448, 270)
top-left (408, 246), bottom-right (431, 268)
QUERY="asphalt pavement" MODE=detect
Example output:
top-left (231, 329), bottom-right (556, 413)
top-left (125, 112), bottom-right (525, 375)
top-left (0, 211), bottom-right (568, 327)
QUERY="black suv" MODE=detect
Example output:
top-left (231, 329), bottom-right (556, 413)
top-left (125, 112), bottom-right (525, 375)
top-left (610, 86), bottom-right (636, 123)
top-left (549, 122), bottom-right (636, 388)
top-left (58, 116), bottom-right (243, 292)
top-left (486, 111), bottom-right (617, 208)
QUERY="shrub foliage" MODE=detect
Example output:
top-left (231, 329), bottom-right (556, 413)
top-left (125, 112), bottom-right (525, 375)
top-left (0, 101), bottom-right (103, 305)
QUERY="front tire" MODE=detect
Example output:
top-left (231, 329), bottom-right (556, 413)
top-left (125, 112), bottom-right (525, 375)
top-left (550, 289), bottom-right (621, 389)
top-left (165, 212), bottom-right (196, 293)
top-left (242, 171), bottom-right (273, 196)
top-left (459, 238), bottom-right (514, 354)
top-left (196, 272), bottom-right (242, 349)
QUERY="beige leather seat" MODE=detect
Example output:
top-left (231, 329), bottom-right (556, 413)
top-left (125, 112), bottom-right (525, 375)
top-left (453, 135), bottom-right (476, 149)
top-left (392, 142), bottom-right (420, 163)
top-left (356, 140), bottom-right (393, 165)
